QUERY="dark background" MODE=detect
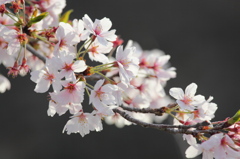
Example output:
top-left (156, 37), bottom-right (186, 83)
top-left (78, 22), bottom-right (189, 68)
top-left (1, 0), bottom-right (240, 158)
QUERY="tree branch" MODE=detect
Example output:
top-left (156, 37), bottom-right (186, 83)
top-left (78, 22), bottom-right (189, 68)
top-left (120, 103), bottom-right (177, 116)
top-left (26, 44), bottom-right (46, 63)
top-left (113, 108), bottom-right (225, 135)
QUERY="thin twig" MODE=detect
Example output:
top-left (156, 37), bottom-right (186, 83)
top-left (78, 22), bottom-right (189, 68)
top-left (26, 44), bottom-right (46, 63)
top-left (84, 74), bottom-right (103, 80)
top-left (120, 103), bottom-right (177, 116)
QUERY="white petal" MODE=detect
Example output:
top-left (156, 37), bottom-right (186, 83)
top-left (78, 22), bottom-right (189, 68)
top-left (30, 70), bottom-right (44, 83)
top-left (73, 60), bottom-right (87, 72)
top-left (201, 133), bottom-right (223, 151)
top-left (0, 74), bottom-right (11, 93)
top-left (183, 134), bottom-right (197, 145)
top-left (34, 79), bottom-right (51, 93)
top-left (52, 80), bottom-right (62, 93)
top-left (185, 145), bottom-right (202, 158)
top-left (213, 146), bottom-right (226, 159)
top-left (192, 95), bottom-right (205, 105)
top-left (82, 14), bottom-right (94, 33)
top-left (88, 52), bottom-right (109, 64)
top-left (156, 55), bottom-right (170, 66)
top-left (115, 45), bottom-right (124, 60)
top-left (100, 17), bottom-right (112, 31)
top-left (185, 83), bottom-right (197, 97)
top-left (94, 79), bottom-right (105, 91)
top-left (47, 101), bottom-right (57, 117)
top-left (100, 29), bottom-right (117, 41)
top-left (202, 150), bottom-right (214, 159)
top-left (169, 88), bottom-right (184, 100)
top-left (96, 36), bottom-right (108, 46)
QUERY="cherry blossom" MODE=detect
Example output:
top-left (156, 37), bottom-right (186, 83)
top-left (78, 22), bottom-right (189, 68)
top-left (130, 77), bottom-right (165, 99)
top-left (50, 77), bottom-right (85, 105)
top-left (89, 79), bottom-right (119, 113)
top-left (19, 58), bottom-right (30, 76)
top-left (115, 45), bottom-right (139, 87)
top-left (184, 134), bottom-right (214, 159)
top-left (52, 51), bottom-right (87, 79)
top-left (63, 111), bottom-right (103, 137)
top-left (144, 53), bottom-right (176, 81)
top-left (82, 14), bottom-right (117, 46)
top-left (1, 2), bottom-right (237, 157)
top-left (105, 111), bottom-right (132, 128)
top-left (7, 61), bottom-right (19, 77)
top-left (30, 59), bottom-right (62, 93)
top-left (47, 100), bottom-right (82, 117)
top-left (195, 96), bottom-right (218, 121)
top-left (47, 100), bottom-right (68, 117)
top-left (0, 24), bottom-right (21, 56)
top-left (54, 22), bottom-right (80, 55)
top-left (72, 19), bottom-right (89, 41)
top-left (86, 38), bottom-right (113, 64)
top-left (201, 133), bottom-right (240, 159)
top-left (33, 0), bottom-right (66, 28)
top-left (0, 37), bottom-right (15, 67)
top-left (169, 83), bottom-right (205, 110)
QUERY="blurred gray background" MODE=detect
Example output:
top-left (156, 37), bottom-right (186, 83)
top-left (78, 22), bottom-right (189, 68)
top-left (1, 0), bottom-right (240, 158)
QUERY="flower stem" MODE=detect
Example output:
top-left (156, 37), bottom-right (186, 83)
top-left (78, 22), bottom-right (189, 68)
top-left (95, 72), bottom-right (114, 83)
top-left (85, 82), bottom-right (94, 89)
top-left (77, 38), bottom-right (93, 57)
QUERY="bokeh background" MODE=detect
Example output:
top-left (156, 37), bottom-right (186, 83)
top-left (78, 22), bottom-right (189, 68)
top-left (1, 0), bottom-right (240, 158)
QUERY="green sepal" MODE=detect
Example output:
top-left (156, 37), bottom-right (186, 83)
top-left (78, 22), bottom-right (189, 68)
top-left (14, 19), bottom-right (24, 27)
top-left (228, 109), bottom-right (240, 125)
top-left (59, 9), bottom-right (73, 23)
top-left (28, 12), bottom-right (49, 27)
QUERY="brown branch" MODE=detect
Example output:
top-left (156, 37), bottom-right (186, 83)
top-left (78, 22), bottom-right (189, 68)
top-left (120, 103), bottom-right (177, 116)
top-left (113, 108), bottom-right (224, 135)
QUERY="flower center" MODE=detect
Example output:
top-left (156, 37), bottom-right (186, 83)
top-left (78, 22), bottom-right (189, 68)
top-left (90, 46), bottom-right (99, 54)
top-left (95, 89), bottom-right (104, 99)
top-left (78, 113), bottom-right (87, 123)
top-left (64, 83), bottom-right (76, 93)
top-left (63, 63), bottom-right (73, 71)
top-left (44, 73), bottom-right (54, 82)
top-left (59, 39), bottom-right (66, 48)
top-left (94, 24), bottom-right (102, 35)
top-left (17, 33), bottom-right (28, 44)
top-left (120, 59), bottom-right (130, 66)
top-left (181, 96), bottom-right (192, 105)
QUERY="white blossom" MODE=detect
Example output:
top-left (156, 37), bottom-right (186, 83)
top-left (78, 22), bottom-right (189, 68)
top-left (0, 74), bottom-right (11, 93)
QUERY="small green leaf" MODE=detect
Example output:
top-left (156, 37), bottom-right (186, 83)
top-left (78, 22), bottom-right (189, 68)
top-left (228, 109), bottom-right (240, 125)
top-left (28, 12), bottom-right (49, 27)
top-left (59, 9), bottom-right (73, 23)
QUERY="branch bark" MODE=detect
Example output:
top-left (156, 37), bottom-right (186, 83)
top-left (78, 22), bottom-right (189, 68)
top-left (113, 108), bottom-right (225, 135)
top-left (120, 103), bottom-right (177, 116)
top-left (26, 44), bottom-right (46, 63)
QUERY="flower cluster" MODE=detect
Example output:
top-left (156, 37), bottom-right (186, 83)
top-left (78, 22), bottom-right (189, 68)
top-left (169, 83), bottom-right (240, 158)
top-left (184, 128), bottom-right (240, 159)
top-left (0, 0), bottom-right (176, 137)
top-left (0, 1), bottom-right (239, 159)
